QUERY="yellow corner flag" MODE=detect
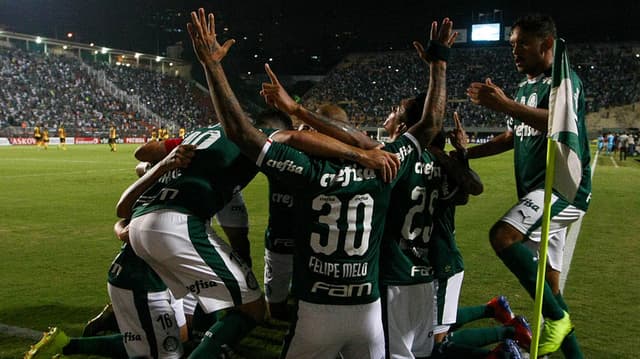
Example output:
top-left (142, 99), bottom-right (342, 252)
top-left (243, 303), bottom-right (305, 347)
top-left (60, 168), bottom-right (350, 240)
top-left (530, 38), bottom-right (583, 358)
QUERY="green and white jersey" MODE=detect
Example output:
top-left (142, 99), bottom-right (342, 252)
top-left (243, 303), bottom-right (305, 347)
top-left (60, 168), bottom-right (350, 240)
top-left (257, 134), bottom-right (421, 305)
top-left (380, 149), bottom-right (443, 286)
top-left (264, 179), bottom-right (297, 254)
top-left (508, 70), bottom-right (591, 210)
top-left (132, 124), bottom-right (262, 220)
top-left (430, 205), bottom-right (463, 279)
top-left (108, 243), bottom-right (166, 292)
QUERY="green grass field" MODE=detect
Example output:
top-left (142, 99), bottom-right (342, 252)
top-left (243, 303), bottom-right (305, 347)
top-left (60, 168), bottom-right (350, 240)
top-left (1, 143), bottom-right (638, 358)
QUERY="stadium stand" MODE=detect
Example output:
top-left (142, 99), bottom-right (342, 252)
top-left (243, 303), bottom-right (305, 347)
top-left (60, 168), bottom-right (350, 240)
top-left (1, 41), bottom-right (638, 139)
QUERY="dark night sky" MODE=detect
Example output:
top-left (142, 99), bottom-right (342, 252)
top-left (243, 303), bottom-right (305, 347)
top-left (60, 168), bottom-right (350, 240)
top-left (1, 0), bottom-right (638, 72)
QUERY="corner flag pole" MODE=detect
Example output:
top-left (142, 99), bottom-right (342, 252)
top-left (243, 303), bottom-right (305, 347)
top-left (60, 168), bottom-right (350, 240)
top-left (529, 136), bottom-right (556, 358)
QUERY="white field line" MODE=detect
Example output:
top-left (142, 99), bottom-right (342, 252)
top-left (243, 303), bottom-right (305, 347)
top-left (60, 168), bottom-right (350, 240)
top-left (0, 322), bottom-right (43, 340)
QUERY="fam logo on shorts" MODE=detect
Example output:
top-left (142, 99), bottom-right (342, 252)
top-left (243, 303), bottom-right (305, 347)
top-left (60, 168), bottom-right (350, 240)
top-left (163, 336), bottom-right (181, 352)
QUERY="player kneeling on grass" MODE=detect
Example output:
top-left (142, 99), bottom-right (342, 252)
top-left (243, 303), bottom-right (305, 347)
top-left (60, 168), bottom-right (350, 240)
top-left (25, 145), bottom-right (196, 359)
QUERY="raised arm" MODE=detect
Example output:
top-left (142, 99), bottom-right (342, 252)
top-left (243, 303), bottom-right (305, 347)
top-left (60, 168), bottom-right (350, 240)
top-left (260, 64), bottom-right (380, 150)
top-left (407, 18), bottom-right (457, 148)
top-left (431, 112), bottom-right (483, 196)
top-left (187, 8), bottom-right (266, 161)
top-left (116, 144), bottom-right (196, 219)
top-left (465, 131), bottom-right (514, 159)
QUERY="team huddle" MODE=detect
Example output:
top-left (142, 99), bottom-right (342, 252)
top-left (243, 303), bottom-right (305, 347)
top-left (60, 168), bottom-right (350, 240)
top-left (25, 8), bottom-right (591, 359)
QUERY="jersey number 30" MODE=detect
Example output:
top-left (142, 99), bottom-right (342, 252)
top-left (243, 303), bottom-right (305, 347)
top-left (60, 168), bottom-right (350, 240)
top-left (310, 194), bottom-right (373, 256)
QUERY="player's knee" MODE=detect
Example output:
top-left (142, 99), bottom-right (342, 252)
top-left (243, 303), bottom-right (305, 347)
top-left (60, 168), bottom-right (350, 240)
top-left (489, 222), bottom-right (520, 253)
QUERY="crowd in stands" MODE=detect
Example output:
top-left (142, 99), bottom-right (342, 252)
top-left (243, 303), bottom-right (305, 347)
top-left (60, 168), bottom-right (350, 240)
top-left (1, 42), bottom-right (638, 138)
top-left (96, 63), bottom-right (215, 130)
top-left (302, 43), bottom-right (640, 129)
top-left (0, 47), bottom-right (147, 137)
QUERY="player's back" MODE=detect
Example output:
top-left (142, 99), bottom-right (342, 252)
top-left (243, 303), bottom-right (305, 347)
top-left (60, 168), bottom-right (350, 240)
top-left (132, 124), bottom-right (258, 220)
top-left (380, 148), bottom-right (443, 286)
top-left (258, 133), bottom-right (422, 305)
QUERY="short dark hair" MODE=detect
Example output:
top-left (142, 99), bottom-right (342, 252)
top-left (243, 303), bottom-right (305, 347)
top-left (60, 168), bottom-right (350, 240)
top-left (254, 108), bottom-right (293, 130)
top-left (512, 14), bottom-right (557, 39)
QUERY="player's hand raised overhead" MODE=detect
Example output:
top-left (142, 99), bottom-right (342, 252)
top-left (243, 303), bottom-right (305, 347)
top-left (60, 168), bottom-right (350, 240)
top-left (260, 64), bottom-right (302, 115)
top-left (187, 8), bottom-right (235, 65)
top-left (413, 17), bottom-right (458, 64)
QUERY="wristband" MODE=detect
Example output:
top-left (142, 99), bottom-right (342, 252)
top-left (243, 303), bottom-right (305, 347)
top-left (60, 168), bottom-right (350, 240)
top-left (425, 41), bottom-right (450, 62)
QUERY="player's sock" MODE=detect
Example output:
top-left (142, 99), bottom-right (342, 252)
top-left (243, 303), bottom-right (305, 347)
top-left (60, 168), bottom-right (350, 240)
top-left (63, 334), bottom-right (127, 358)
top-left (453, 305), bottom-right (488, 328)
top-left (497, 242), bottom-right (564, 320)
top-left (446, 327), bottom-right (511, 348)
top-left (187, 309), bottom-right (256, 359)
top-left (555, 293), bottom-right (584, 359)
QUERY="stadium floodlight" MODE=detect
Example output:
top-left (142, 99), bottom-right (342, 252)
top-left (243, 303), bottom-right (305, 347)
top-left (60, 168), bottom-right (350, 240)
top-left (35, 37), bottom-right (42, 44)
top-left (101, 47), bottom-right (108, 54)
top-left (93, 50), bottom-right (99, 55)
top-left (169, 62), bottom-right (174, 66)
top-left (134, 53), bottom-right (141, 59)
top-left (155, 56), bottom-right (162, 62)
top-left (62, 45), bottom-right (68, 50)
top-left (90, 43), bottom-right (94, 46)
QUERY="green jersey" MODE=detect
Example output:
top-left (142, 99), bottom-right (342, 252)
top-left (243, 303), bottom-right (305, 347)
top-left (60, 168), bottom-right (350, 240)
top-left (258, 134), bottom-right (420, 305)
top-left (380, 149), bottom-right (443, 286)
top-left (108, 243), bottom-right (166, 291)
top-left (509, 70), bottom-right (591, 210)
top-left (132, 124), bottom-right (263, 219)
top-left (428, 173), bottom-right (464, 279)
top-left (264, 179), bottom-right (297, 254)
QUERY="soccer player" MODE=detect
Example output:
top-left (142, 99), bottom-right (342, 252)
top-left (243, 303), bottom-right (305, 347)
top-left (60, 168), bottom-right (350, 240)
top-left (42, 127), bottom-right (49, 150)
top-left (187, 8), bottom-right (449, 358)
top-left (25, 146), bottom-right (196, 359)
top-left (596, 133), bottom-right (604, 153)
top-left (151, 126), bottom-right (159, 142)
top-left (57, 124), bottom-right (67, 150)
top-left (109, 124), bottom-right (118, 152)
top-left (33, 124), bottom-right (43, 149)
top-left (373, 29), bottom-right (462, 357)
top-left (159, 126), bottom-right (169, 140)
top-left (466, 14), bottom-right (591, 357)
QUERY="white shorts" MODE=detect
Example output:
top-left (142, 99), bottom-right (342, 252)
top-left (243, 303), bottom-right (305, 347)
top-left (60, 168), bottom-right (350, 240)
top-left (129, 210), bottom-right (263, 314)
top-left (434, 271), bottom-right (464, 334)
top-left (500, 189), bottom-right (584, 271)
top-left (283, 299), bottom-right (385, 359)
top-left (385, 282), bottom-right (437, 358)
top-left (264, 249), bottom-right (293, 303)
top-left (181, 293), bottom-right (198, 316)
top-left (108, 284), bottom-right (183, 359)
top-left (168, 291), bottom-right (186, 328)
